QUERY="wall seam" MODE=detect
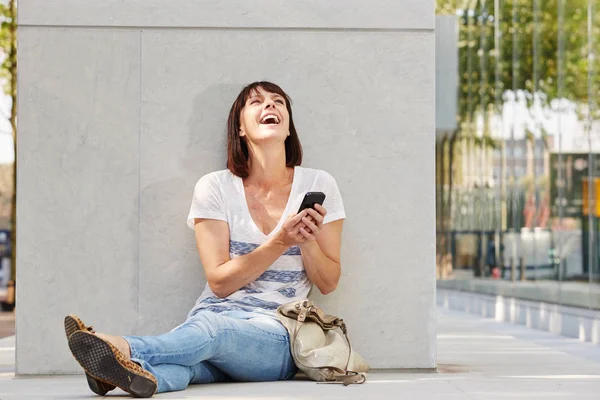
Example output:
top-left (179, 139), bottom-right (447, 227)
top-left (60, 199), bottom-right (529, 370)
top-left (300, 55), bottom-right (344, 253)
top-left (135, 29), bottom-right (143, 335)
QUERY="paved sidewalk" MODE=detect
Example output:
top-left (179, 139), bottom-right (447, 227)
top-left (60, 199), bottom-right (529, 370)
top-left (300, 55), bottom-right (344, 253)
top-left (0, 308), bottom-right (599, 399)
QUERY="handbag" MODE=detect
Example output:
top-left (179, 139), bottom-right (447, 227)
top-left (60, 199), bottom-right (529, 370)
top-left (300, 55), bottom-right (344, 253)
top-left (276, 299), bottom-right (369, 385)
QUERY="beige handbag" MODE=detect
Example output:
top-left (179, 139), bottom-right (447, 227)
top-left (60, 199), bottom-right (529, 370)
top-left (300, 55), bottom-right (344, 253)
top-left (276, 299), bottom-right (369, 385)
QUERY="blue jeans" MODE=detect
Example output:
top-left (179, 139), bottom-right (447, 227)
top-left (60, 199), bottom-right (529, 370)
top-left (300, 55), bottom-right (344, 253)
top-left (123, 310), bottom-right (297, 393)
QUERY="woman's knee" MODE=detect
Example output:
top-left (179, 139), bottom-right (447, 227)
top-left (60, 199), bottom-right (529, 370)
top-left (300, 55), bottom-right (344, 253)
top-left (182, 312), bottom-right (224, 338)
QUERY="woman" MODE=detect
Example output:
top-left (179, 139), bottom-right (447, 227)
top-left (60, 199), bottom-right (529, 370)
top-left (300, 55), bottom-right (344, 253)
top-left (65, 81), bottom-right (346, 397)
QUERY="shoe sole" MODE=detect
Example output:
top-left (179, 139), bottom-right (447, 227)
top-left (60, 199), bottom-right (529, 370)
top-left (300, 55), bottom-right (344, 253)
top-left (68, 331), bottom-right (157, 398)
top-left (64, 315), bottom-right (116, 396)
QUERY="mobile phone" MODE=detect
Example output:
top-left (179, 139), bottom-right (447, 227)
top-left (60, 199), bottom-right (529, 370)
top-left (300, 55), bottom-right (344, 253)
top-left (297, 192), bottom-right (326, 213)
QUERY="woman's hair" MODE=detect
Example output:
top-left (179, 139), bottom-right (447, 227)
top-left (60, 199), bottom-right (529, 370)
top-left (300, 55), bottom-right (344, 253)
top-left (226, 81), bottom-right (303, 178)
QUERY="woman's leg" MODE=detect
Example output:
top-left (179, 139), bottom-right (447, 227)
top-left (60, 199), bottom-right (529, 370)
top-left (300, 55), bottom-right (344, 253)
top-left (133, 360), bottom-right (230, 393)
top-left (122, 311), bottom-right (296, 392)
top-left (208, 316), bottom-right (298, 382)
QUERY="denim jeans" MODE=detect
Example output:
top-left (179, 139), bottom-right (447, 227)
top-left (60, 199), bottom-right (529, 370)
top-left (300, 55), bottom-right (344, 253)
top-left (123, 310), bottom-right (297, 393)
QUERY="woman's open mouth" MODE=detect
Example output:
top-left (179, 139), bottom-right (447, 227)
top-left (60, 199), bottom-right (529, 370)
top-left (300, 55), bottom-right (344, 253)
top-left (260, 114), bottom-right (280, 125)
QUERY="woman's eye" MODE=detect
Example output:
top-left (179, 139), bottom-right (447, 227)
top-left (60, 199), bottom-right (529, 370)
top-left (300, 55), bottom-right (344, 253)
top-left (250, 100), bottom-right (259, 105)
top-left (276, 100), bottom-right (284, 104)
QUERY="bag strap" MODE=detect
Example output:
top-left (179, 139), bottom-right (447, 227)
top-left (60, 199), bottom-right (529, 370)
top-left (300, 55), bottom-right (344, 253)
top-left (292, 303), bottom-right (365, 385)
top-left (317, 371), bottom-right (367, 386)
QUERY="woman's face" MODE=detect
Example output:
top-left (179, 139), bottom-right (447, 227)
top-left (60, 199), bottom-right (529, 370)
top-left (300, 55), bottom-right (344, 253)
top-left (239, 86), bottom-right (290, 145)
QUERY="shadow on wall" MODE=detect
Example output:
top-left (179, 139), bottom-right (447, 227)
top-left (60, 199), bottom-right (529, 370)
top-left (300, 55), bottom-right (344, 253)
top-left (134, 83), bottom-right (247, 334)
top-left (182, 83), bottom-right (242, 175)
top-left (139, 82), bottom-right (242, 224)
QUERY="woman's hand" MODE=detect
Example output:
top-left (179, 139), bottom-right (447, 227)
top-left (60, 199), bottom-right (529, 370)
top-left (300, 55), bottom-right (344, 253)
top-left (273, 209), bottom-right (311, 248)
top-left (299, 204), bottom-right (327, 245)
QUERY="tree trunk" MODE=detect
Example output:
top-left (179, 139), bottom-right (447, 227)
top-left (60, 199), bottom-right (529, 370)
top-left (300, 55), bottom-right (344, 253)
top-left (446, 130), bottom-right (458, 274)
top-left (437, 135), bottom-right (448, 279)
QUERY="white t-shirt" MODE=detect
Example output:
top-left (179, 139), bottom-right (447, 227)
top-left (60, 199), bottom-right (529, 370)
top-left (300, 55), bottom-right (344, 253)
top-left (186, 166), bottom-right (346, 319)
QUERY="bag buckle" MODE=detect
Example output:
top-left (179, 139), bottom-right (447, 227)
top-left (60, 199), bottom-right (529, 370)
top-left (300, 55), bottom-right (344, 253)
top-left (298, 310), bottom-right (306, 322)
top-left (298, 305), bottom-right (312, 322)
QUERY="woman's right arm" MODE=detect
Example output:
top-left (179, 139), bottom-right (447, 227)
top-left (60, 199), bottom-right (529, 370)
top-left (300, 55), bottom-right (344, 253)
top-left (193, 211), bottom-right (309, 298)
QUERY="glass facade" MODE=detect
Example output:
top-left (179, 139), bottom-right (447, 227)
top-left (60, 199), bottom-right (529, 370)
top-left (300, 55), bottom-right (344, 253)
top-left (436, 0), bottom-right (600, 309)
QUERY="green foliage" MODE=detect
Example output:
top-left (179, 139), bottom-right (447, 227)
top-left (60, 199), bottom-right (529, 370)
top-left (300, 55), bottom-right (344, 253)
top-left (483, 134), bottom-right (501, 149)
top-left (0, 2), bottom-right (16, 98)
top-left (437, 0), bottom-right (464, 15)
top-left (437, 0), bottom-right (600, 124)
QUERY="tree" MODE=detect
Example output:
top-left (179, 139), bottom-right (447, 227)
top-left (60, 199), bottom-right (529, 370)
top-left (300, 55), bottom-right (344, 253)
top-left (0, 0), bottom-right (16, 307)
top-left (438, 0), bottom-right (599, 124)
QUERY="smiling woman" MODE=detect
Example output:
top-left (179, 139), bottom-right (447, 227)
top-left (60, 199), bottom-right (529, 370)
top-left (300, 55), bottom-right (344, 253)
top-left (227, 81), bottom-right (303, 179)
top-left (64, 81), bottom-right (346, 397)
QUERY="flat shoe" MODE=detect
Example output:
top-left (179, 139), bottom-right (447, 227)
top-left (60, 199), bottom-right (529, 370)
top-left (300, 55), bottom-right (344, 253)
top-left (64, 315), bottom-right (116, 396)
top-left (68, 330), bottom-right (157, 398)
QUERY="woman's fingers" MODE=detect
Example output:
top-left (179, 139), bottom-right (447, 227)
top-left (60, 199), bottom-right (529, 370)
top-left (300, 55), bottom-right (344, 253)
top-left (278, 215), bottom-right (315, 247)
top-left (285, 211), bottom-right (308, 232)
top-left (305, 208), bottom-right (323, 223)
top-left (296, 232), bottom-right (306, 242)
top-left (299, 227), bottom-right (315, 241)
top-left (291, 209), bottom-right (310, 224)
top-left (292, 222), bottom-right (309, 235)
top-left (302, 216), bottom-right (319, 233)
top-left (314, 204), bottom-right (327, 217)
top-left (282, 209), bottom-right (322, 246)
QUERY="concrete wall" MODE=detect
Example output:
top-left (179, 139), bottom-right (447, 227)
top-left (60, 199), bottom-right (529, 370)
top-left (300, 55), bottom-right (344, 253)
top-left (16, 0), bottom-right (436, 374)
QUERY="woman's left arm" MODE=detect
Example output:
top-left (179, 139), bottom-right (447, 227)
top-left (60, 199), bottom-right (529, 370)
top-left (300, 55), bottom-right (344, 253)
top-left (298, 204), bottom-right (343, 295)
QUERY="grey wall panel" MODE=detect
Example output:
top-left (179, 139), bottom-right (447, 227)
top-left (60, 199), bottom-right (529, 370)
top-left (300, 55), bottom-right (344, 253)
top-left (16, 28), bottom-right (141, 374)
top-left (137, 30), bottom-right (436, 367)
top-left (19, 0), bottom-right (434, 30)
top-left (136, 71), bottom-right (237, 334)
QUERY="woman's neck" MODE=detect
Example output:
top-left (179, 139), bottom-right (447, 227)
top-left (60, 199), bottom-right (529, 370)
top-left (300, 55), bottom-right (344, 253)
top-left (245, 144), bottom-right (292, 190)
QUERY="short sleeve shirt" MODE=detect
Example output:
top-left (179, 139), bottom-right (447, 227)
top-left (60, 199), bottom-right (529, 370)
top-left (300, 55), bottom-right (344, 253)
top-left (186, 166), bottom-right (345, 319)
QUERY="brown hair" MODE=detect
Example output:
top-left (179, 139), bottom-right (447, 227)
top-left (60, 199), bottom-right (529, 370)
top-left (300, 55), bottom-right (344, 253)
top-left (226, 81), bottom-right (303, 178)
